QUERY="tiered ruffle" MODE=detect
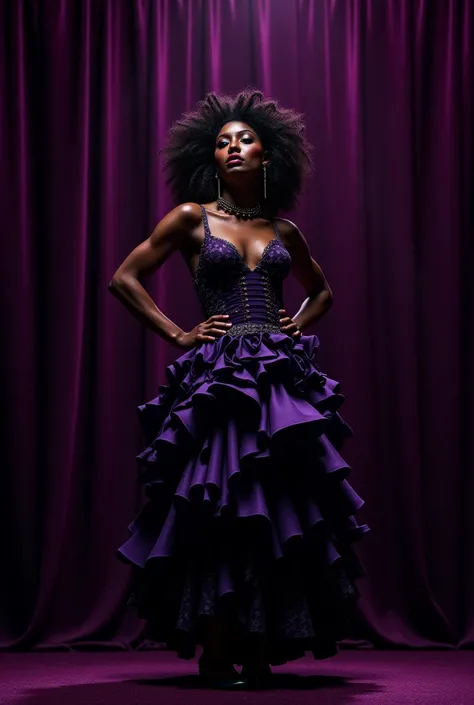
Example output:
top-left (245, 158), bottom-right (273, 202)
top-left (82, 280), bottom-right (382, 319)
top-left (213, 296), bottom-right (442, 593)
top-left (118, 332), bottom-right (369, 664)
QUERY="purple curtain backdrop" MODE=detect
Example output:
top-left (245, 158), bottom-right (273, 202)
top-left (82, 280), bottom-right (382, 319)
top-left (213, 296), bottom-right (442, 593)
top-left (1, 0), bottom-right (473, 651)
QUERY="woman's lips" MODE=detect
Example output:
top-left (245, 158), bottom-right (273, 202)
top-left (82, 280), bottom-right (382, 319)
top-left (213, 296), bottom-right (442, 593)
top-left (226, 156), bottom-right (244, 166)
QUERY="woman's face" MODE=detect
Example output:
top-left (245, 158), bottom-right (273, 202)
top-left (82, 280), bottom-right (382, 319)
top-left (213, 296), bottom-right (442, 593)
top-left (214, 121), bottom-right (267, 181)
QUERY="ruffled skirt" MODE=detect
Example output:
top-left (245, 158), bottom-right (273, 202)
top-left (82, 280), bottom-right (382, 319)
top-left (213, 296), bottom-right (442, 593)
top-left (117, 332), bottom-right (369, 665)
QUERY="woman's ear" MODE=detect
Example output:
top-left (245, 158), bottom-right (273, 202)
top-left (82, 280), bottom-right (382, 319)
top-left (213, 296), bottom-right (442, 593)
top-left (262, 151), bottom-right (270, 167)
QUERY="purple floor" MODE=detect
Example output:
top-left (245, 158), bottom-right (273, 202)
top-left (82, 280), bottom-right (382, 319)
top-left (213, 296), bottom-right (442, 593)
top-left (1, 650), bottom-right (472, 704)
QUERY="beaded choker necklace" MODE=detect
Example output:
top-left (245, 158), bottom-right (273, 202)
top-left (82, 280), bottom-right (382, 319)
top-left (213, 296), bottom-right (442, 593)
top-left (216, 197), bottom-right (261, 220)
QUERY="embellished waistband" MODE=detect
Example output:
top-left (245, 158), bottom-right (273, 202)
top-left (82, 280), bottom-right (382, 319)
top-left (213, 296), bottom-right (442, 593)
top-left (226, 322), bottom-right (283, 337)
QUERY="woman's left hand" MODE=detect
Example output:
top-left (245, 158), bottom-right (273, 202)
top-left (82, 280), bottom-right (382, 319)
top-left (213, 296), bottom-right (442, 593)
top-left (279, 309), bottom-right (302, 339)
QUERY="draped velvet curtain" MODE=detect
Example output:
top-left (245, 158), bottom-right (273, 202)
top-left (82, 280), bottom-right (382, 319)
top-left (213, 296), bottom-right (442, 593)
top-left (1, 0), bottom-right (473, 650)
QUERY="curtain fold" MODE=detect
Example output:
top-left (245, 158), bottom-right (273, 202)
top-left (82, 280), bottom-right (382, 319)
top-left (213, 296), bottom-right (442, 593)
top-left (1, 0), bottom-right (472, 650)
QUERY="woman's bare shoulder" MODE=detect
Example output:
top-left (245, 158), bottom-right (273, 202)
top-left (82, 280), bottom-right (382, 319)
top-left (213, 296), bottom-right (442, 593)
top-left (274, 217), bottom-right (300, 241)
top-left (166, 202), bottom-right (204, 229)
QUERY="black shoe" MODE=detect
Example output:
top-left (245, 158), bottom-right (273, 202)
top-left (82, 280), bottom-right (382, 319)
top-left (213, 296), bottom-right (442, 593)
top-left (241, 663), bottom-right (272, 689)
top-left (198, 656), bottom-right (246, 689)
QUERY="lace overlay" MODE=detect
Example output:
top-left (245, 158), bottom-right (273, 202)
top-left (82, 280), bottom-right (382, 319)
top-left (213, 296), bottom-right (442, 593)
top-left (132, 542), bottom-right (363, 664)
top-left (194, 207), bottom-right (292, 335)
top-left (194, 275), bottom-right (230, 318)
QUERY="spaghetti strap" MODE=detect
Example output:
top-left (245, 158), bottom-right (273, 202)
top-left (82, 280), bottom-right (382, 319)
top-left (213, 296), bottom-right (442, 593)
top-left (272, 218), bottom-right (280, 240)
top-left (200, 205), bottom-right (211, 238)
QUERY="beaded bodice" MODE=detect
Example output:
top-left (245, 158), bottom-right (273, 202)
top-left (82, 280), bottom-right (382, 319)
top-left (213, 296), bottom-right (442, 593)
top-left (194, 206), bottom-right (292, 337)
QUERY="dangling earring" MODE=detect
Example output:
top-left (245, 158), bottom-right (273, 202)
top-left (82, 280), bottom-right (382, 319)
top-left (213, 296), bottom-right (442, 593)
top-left (215, 172), bottom-right (221, 199)
top-left (263, 164), bottom-right (267, 200)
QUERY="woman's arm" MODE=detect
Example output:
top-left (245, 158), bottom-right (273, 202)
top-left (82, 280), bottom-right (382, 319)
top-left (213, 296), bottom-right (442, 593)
top-left (277, 219), bottom-right (334, 333)
top-left (108, 203), bottom-right (202, 345)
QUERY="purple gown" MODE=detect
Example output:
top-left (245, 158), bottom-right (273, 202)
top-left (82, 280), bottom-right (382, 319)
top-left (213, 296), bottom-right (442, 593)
top-left (117, 206), bottom-right (370, 665)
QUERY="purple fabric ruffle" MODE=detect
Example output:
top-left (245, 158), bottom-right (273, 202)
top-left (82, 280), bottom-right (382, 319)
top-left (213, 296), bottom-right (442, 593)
top-left (117, 332), bottom-right (370, 663)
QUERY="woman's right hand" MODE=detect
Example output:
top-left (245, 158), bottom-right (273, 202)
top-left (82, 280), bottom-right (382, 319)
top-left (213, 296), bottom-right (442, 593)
top-left (175, 314), bottom-right (233, 348)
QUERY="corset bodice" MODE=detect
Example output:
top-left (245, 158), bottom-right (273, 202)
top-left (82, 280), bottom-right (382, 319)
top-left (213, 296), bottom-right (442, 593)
top-left (194, 206), bottom-right (292, 337)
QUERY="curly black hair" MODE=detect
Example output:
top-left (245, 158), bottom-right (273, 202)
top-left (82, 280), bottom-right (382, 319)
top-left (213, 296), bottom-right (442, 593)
top-left (162, 89), bottom-right (313, 214)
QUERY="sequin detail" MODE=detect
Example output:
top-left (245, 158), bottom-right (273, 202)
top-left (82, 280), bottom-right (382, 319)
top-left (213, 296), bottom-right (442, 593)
top-left (227, 322), bottom-right (283, 337)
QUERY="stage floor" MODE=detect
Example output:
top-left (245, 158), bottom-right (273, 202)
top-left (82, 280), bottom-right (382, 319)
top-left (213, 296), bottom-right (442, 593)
top-left (0, 650), bottom-right (472, 704)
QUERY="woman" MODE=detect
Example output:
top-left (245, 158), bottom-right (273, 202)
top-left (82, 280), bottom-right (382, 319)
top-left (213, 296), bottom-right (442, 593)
top-left (109, 90), bottom-right (369, 689)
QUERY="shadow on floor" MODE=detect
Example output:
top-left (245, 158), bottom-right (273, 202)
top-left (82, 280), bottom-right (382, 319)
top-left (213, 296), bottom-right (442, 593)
top-left (16, 676), bottom-right (384, 704)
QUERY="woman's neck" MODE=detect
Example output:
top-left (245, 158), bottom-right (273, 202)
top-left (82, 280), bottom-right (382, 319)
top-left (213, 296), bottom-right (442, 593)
top-left (220, 187), bottom-right (260, 208)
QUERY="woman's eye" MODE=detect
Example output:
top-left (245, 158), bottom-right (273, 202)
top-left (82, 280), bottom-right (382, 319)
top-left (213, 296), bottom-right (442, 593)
top-left (216, 136), bottom-right (253, 148)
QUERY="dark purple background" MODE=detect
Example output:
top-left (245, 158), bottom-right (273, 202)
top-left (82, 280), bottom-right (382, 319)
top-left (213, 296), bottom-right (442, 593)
top-left (1, 0), bottom-right (473, 650)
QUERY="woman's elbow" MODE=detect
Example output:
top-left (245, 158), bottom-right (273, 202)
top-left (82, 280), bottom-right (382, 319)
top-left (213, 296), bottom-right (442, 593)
top-left (316, 286), bottom-right (333, 311)
top-left (325, 286), bottom-right (334, 308)
top-left (108, 276), bottom-right (119, 293)
top-left (108, 272), bottom-right (128, 294)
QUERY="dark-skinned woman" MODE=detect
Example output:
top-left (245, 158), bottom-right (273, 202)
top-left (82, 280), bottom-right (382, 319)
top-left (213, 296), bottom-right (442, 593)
top-left (109, 90), bottom-right (369, 689)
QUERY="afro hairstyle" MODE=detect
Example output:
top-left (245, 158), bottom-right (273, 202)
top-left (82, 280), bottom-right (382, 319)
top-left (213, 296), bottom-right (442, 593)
top-left (162, 89), bottom-right (313, 214)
